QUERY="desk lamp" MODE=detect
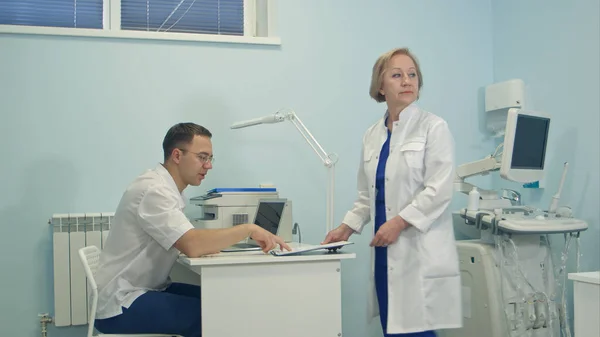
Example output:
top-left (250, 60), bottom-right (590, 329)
top-left (231, 108), bottom-right (338, 234)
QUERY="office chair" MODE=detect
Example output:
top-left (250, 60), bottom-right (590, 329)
top-left (78, 246), bottom-right (182, 337)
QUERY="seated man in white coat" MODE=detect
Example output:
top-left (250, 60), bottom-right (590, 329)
top-left (93, 122), bottom-right (291, 337)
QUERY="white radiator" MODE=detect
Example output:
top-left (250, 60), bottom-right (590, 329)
top-left (51, 213), bottom-right (113, 327)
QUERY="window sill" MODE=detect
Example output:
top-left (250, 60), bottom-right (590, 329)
top-left (0, 25), bottom-right (281, 46)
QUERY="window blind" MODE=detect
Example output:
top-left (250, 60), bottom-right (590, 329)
top-left (121, 0), bottom-right (244, 35)
top-left (0, 0), bottom-right (103, 29)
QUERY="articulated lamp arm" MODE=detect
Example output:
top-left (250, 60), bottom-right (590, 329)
top-left (231, 109), bottom-right (338, 234)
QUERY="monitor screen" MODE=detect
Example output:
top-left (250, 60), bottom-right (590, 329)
top-left (253, 200), bottom-right (285, 235)
top-left (510, 115), bottom-right (550, 170)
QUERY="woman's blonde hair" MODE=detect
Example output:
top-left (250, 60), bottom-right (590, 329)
top-left (369, 47), bottom-right (423, 103)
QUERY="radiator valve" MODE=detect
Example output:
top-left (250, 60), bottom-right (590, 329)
top-left (38, 313), bottom-right (53, 337)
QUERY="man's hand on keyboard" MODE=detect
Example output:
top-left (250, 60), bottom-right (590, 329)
top-left (249, 225), bottom-right (292, 253)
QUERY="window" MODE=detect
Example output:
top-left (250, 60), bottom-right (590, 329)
top-left (0, 0), bottom-right (279, 45)
top-left (0, 0), bottom-right (103, 29)
top-left (121, 0), bottom-right (243, 35)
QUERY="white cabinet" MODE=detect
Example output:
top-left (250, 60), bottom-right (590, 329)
top-left (568, 271), bottom-right (600, 337)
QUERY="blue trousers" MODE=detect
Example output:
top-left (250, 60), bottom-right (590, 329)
top-left (95, 282), bottom-right (201, 337)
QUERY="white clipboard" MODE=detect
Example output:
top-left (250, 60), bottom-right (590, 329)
top-left (269, 241), bottom-right (354, 256)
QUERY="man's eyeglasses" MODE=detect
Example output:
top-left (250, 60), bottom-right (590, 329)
top-left (178, 149), bottom-right (214, 164)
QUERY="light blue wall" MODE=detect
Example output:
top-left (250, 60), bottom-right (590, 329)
top-left (0, 1), bottom-right (497, 336)
top-left (491, 0), bottom-right (600, 278)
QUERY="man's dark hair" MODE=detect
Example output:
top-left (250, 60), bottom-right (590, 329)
top-left (162, 123), bottom-right (212, 161)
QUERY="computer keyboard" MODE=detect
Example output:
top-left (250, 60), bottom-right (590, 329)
top-left (460, 208), bottom-right (588, 234)
top-left (221, 243), bottom-right (262, 252)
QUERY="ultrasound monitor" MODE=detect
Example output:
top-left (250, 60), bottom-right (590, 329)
top-left (500, 108), bottom-right (551, 183)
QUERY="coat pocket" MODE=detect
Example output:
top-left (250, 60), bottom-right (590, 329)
top-left (362, 149), bottom-right (376, 196)
top-left (363, 149), bottom-right (375, 173)
top-left (422, 274), bottom-right (462, 327)
top-left (363, 148), bottom-right (375, 162)
top-left (399, 138), bottom-right (426, 168)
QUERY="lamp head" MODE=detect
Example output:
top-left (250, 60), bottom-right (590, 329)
top-left (230, 112), bottom-right (286, 129)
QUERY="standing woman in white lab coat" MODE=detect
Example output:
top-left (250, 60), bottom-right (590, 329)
top-left (323, 47), bottom-right (462, 336)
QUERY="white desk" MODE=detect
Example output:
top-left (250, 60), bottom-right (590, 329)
top-left (568, 271), bottom-right (600, 337)
top-left (174, 244), bottom-right (356, 337)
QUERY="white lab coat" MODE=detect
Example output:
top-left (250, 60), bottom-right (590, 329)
top-left (342, 103), bottom-right (462, 334)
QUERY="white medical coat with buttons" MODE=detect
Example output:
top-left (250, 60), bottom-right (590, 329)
top-left (342, 103), bottom-right (462, 334)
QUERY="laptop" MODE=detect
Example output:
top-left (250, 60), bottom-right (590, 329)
top-left (221, 198), bottom-right (287, 252)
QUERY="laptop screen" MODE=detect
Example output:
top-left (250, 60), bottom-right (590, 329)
top-left (253, 200), bottom-right (285, 235)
